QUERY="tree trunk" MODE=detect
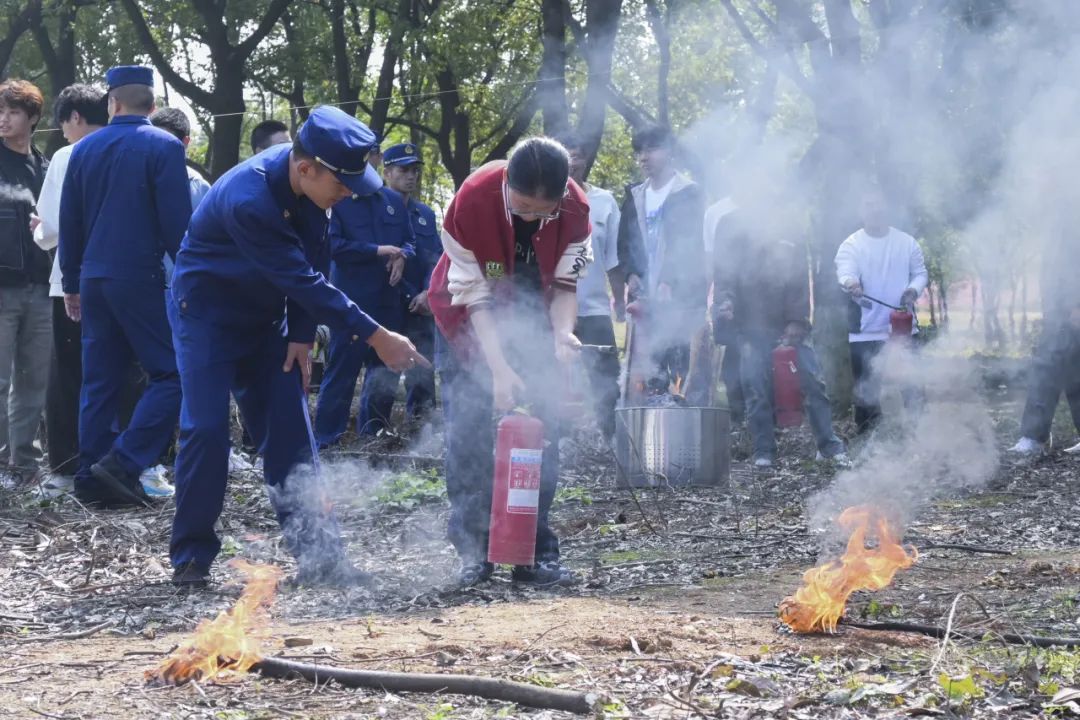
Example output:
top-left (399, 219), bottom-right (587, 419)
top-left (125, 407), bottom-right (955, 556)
top-left (926, 283), bottom-right (937, 326)
top-left (30, 0), bottom-right (77, 155)
top-left (576, 0), bottom-right (623, 174)
top-left (0, 0), bottom-right (39, 80)
top-left (208, 71), bottom-right (246, 179)
top-left (969, 282), bottom-right (977, 329)
top-left (539, 0), bottom-right (569, 133)
top-left (1020, 271), bottom-right (1028, 344)
top-left (643, 0), bottom-right (670, 127)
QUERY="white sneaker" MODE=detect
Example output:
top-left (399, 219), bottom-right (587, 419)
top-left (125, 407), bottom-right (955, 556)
top-left (139, 465), bottom-right (175, 498)
top-left (38, 474), bottom-right (75, 497)
top-left (753, 456), bottom-right (774, 468)
top-left (228, 449), bottom-right (253, 472)
top-left (1065, 440), bottom-right (1080, 455)
top-left (1008, 437), bottom-right (1048, 456)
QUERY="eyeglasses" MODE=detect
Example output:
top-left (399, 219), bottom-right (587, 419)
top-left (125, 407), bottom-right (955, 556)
top-left (504, 183), bottom-right (569, 221)
top-left (313, 156), bottom-right (367, 175)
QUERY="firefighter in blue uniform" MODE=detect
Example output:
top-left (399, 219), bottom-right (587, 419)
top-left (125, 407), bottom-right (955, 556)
top-left (58, 66), bottom-right (190, 508)
top-left (167, 106), bottom-right (429, 587)
top-left (313, 170), bottom-right (414, 444)
top-left (383, 143), bottom-right (441, 425)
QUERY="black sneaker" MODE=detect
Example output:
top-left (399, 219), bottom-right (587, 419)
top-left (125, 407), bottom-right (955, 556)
top-left (457, 561), bottom-right (494, 588)
top-left (90, 453), bottom-right (153, 507)
top-left (172, 560), bottom-right (211, 588)
top-left (511, 560), bottom-right (577, 587)
top-left (293, 559), bottom-right (376, 588)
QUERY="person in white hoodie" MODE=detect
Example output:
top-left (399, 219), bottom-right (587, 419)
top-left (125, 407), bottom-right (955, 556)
top-left (33, 85), bottom-right (107, 488)
top-left (835, 185), bottom-right (928, 434)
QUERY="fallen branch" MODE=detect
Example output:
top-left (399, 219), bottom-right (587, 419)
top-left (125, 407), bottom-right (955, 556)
top-left (13, 621), bottom-right (113, 643)
top-left (252, 656), bottom-right (599, 714)
top-left (918, 543), bottom-right (1013, 556)
top-left (842, 619), bottom-right (1080, 648)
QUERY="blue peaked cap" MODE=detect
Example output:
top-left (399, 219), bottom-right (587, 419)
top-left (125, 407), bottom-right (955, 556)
top-left (383, 143), bottom-right (423, 166)
top-left (106, 65), bottom-right (153, 90)
top-left (297, 106), bottom-right (383, 197)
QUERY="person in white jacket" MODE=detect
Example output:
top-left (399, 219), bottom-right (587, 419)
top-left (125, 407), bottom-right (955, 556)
top-left (835, 185), bottom-right (928, 434)
top-left (33, 85), bottom-right (107, 486)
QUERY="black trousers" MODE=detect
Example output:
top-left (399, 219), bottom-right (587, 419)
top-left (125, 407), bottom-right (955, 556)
top-left (574, 315), bottom-right (620, 439)
top-left (850, 340), bottom-right (886, 435)
top-left (45, 298), bottom-right (81, 475)
top-left (1019, 323), bottom-right (1080, 442)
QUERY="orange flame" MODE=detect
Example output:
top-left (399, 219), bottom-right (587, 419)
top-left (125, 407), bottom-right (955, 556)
top-left (779, 505), bottom-right (917, 633)
top-left (147, 560), bottom-right (283, 685)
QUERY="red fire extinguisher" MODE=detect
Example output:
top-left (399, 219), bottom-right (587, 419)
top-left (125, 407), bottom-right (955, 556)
top-left (889, 310), bottom-right (914, 341)
top-left (488, 412), bottom-right (545, 566)
top-left (772, 345), bottom-right (803, 428)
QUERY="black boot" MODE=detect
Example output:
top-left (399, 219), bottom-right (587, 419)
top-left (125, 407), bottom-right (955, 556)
top-left (457, 561), bottom-right (494, 588)
top-left (90, 453), bottom-right (152, 508)
top-left (511, 560), bottom-right (577, 587)
top-left (172, 560), bottom-right (211, 589)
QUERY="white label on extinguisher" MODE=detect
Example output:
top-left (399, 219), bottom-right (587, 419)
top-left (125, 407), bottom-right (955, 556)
top-left (507, 448), bottom-right (543, 514)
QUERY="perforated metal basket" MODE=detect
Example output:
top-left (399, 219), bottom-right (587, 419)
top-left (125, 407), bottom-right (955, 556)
top-left (615, 407), bottom-right (730, 488)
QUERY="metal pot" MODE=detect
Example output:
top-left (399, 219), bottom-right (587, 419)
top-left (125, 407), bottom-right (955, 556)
top-left (615, 406), bottom-right (730, 488)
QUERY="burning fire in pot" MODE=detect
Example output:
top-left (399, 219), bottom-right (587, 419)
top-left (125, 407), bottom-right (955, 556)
top-left (779, 505), bottom-right (917, 633)
top-left (147, 560), bottom-right (283, 685)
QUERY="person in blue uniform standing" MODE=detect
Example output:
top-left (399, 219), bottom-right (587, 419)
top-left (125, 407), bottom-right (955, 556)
top-left (58, 66), bottom-right (190, 508)
top-left (313, 166), bottom-right (414, 445)
top-left (168, 105), bottom-right (428, 587)
top-left (383, 143), bottom-right (441, 427)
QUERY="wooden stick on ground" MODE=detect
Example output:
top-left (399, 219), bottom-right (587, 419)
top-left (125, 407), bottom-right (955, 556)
top-left (252, 656), bottom-right (600, 715)
top-left (842, 619), bottom-right (1080, 648)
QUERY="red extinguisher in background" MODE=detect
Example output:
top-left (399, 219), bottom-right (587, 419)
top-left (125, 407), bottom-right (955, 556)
top-left (772, 345), bottom-right (803, 428)
top-left (488, 411), bottom-right (545, 566)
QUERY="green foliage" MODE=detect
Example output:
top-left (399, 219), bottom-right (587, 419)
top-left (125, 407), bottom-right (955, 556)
top-left (374, 468), bottom-right (446, 511)
top-left (555, 484), bottom-right (593, 505)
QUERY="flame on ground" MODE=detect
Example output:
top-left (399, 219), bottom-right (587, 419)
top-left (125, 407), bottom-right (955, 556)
top-left (779, 505), bottom-right (917, 634)
top-left (146, 560), bottom-right (283, 685)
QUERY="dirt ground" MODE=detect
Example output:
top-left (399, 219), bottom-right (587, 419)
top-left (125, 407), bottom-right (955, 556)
top-left (3, 384), bottom-right (1080, 719)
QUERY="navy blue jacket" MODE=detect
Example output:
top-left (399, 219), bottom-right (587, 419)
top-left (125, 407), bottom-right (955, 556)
top-left (329, 188), bottom-right (415, 314)
top-left (59, 115), bottom-right (192, 293)
top-left (170, 144), bottom-right (378, 344)
top-left (399, 194), bottom-right (441, 301)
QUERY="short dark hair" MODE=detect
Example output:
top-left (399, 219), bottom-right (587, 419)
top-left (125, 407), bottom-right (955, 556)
top-left (110, 84), bottom-right (154, 114)
top-left (291, 136), bottom-right (314, 162)
top-left (506, 137), bottom-right (569, 202)
top-left (631, 124), bottom-right (673, 153)
top-left (251, 119), bottom-right (289, 153)
top-left (552, 130), bottom-right (582, 153)
top-left (53, 84), bottom-right (108, 127)
top-left (0, 79), bottom-right (45, 128)
top-left (149, 107), bottom-right (191, 142)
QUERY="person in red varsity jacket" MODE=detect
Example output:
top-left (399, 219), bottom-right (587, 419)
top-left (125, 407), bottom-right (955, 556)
top-left (429, 137), bottom-right (592, 588)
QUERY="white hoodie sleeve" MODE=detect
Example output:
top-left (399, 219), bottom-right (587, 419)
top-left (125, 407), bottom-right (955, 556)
top-left (906, 236), bottom-right (929, 295)
top-left (442, 227), bottom-right (492, 308)
top-left (34, 146), bottom-right (71, 251)
top-left (834, 233), bottom-right (861, 288)
top-left (552, 235), bottom-right (593, 292)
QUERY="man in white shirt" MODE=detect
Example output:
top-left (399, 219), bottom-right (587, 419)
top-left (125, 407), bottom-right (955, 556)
top-left (33, 85), bottom-right (108, 485)
top-left (559, 132), bottom-right (622, 442)
top-left (835, 185), bottom-right (928, 434)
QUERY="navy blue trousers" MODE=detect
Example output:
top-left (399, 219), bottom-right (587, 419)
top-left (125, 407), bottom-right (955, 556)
top-left (168, 298), bottom-right (344, 570)
top-left (314, 263), bottom-right (402, 443)
top-left (77, 278), bottom-right (180, 484)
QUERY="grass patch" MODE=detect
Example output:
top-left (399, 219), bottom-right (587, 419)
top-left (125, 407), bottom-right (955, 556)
top-left (374, 468), bottom-right (446, 510)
